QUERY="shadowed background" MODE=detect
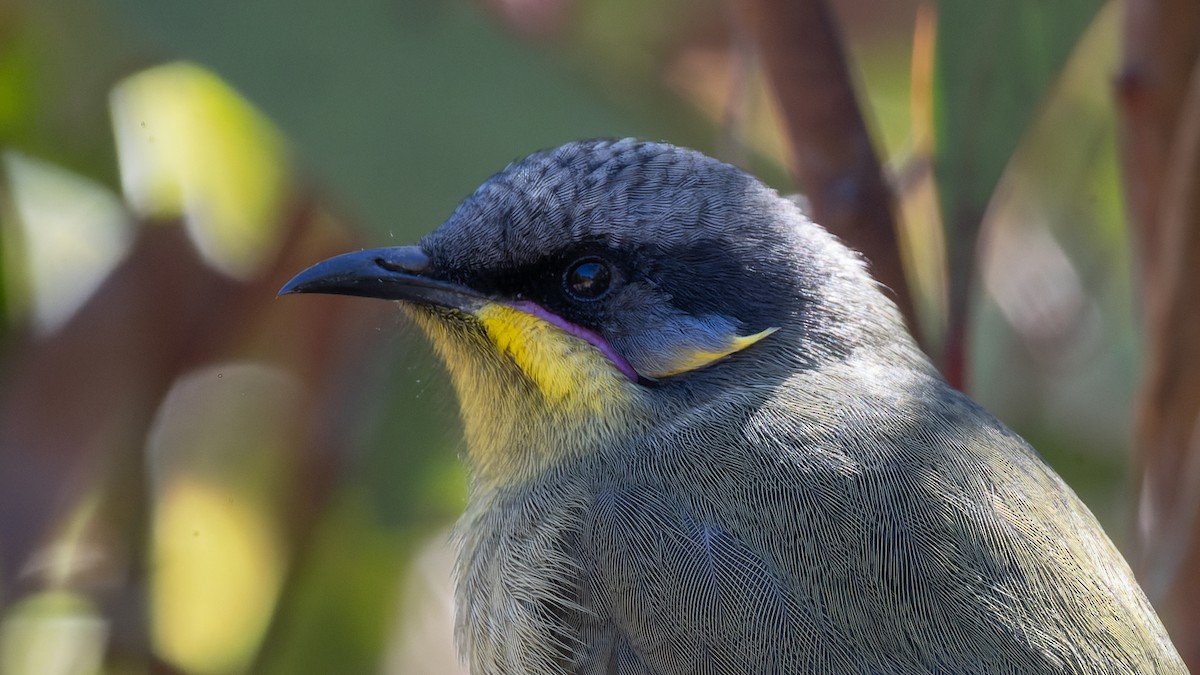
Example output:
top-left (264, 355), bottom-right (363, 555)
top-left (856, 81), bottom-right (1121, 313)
top-left (0, 0), bottom-right (1197, 672)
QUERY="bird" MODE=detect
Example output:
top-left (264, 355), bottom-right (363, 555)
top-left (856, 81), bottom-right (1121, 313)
top-left (280, 139), bottom-right (1187, 674)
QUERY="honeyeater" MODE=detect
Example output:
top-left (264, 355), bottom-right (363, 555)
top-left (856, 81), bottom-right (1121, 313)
top-left (281, 139), bottom-right (1186, 673)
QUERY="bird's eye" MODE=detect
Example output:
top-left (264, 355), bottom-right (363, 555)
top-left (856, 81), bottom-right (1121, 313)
top-left (564, 257), bottom-right (612, 301)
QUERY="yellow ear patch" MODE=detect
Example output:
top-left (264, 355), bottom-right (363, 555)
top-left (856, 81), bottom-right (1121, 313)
top-left (647, 327), bottom-right (779, 379)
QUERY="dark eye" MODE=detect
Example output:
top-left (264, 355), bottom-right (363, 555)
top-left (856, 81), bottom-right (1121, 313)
top-left (564, 257), bottom-right (612, 300)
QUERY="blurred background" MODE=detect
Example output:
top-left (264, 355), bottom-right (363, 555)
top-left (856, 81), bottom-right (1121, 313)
top-left (1, 0), bottom-right (1198, 672)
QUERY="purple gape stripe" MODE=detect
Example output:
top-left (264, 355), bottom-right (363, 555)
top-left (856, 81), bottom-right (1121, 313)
top-left (508, 301), bottom-right (642, 383)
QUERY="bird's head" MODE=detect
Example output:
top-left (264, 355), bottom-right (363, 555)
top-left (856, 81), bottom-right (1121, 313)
top-left (281, 139), bottom-right (915, 486)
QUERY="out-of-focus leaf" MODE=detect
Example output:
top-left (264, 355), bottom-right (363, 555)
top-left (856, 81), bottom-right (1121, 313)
top-left (2, 152), bottom-right (133, 334)
top-left (932, 0), bottom-right (1105, 385)
top-left (0, 591), bottom-right (107, 675)
top-left (146, 364), bottom-right (296, 674)
top-left (111, 62), bottom-right (290, 280)
top-left (896, 4), bottom-right (947, 349)
top-left (934, 0), bottom-right (1105, 225)
top-left (977, 0), bottom-right (1126, 376)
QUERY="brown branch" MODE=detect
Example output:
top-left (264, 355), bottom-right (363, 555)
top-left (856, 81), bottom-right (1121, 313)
top-left (1131, 58), bottom-right (1200, 668)
top-left (1119, 0), bottom-right (1200, 287)
top-left (730, 0), bottom-right (921, 348)
top-left (1120, 0), bottom-right (1200, 666)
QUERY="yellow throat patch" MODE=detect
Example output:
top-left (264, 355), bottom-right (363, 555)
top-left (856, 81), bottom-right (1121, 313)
top-left (474, 303), bottom-right (633, 408)
top-left (407, 302), bottom-right (641, 486)
top-left (407, 303), bottom-right (774, 486)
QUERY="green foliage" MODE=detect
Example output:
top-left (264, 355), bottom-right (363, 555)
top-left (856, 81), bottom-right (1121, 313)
top-left (934, 0), bottom-right (1104, 271)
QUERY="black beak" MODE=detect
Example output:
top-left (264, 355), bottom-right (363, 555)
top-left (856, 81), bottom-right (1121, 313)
top-left (278, 246), bottom-right (485, 310)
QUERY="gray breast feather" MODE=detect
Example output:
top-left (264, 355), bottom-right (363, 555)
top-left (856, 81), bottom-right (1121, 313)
top-left (588, 486), bottom-right (820, 673)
